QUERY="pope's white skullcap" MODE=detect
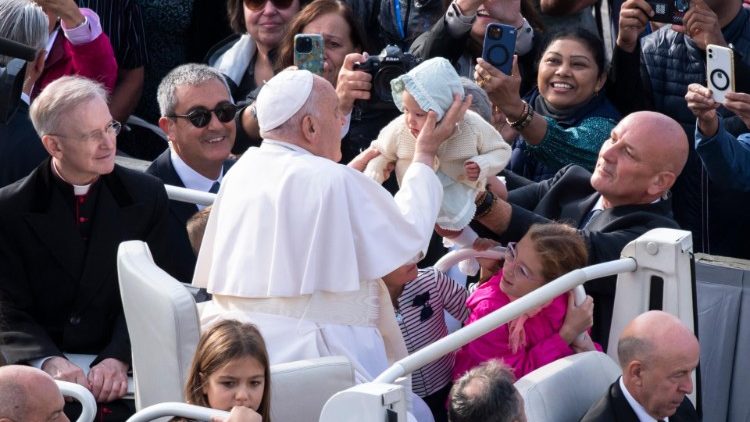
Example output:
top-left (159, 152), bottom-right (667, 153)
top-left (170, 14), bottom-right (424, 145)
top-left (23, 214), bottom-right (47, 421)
top-left (256, 69), bottom-right (314, 132)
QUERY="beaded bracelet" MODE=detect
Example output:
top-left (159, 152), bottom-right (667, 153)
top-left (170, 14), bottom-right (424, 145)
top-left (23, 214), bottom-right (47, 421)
top-left (506, 100), bottom-right (535, 130)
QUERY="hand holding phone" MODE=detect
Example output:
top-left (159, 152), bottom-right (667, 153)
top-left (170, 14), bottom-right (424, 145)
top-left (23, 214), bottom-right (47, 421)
top-left (482, 23), bottom-right (516, 75)
top-left (645, 0), bottom-right (689, 24)
top-left (706, 44), bottom-right (734, 104)
top-left (294, 34), bottom-right (324, 76)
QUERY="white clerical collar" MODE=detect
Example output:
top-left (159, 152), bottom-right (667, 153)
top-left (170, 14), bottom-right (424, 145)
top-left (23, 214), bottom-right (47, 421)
top-left (262, 139), bottom-right (312, 155)
top-left (619, 377), bottom-right (668, 422)
top-left (51, 159), bottom-right (93, 195)
top-left (170, 147), bottom-right (223, 193)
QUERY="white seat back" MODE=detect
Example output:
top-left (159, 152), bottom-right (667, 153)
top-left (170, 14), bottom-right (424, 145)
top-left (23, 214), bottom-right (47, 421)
top-left (270, 356), bottom-right (355, 422)
top-left (117, 241), bottom-right (201, 410)
top-left (515, 351), bottom-right (621, 422)
top-left (56, 380), bottom-right (97, 422)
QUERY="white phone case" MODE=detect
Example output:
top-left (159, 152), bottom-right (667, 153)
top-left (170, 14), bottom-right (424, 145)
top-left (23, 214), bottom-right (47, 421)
top-left (707, 44), bottom-right (735, 104)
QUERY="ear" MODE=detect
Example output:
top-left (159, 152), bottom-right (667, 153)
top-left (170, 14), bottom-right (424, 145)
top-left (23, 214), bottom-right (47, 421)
top-left (646, 171), bottom-right (676, 197)
top-left (595, 72), bottom-right (607, 94)
top-left (626, 360), bottom-right (644, 387)
top-left (158, 116), bottom-right (176, 142)
top-left (41, 134), bottom-right (63, 159)
top-left (301, 114), bottom-right (317, 143)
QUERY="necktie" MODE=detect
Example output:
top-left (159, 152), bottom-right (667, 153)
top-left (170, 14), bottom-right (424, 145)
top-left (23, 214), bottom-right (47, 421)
top-left (209, 181), bottom-right (220, 194)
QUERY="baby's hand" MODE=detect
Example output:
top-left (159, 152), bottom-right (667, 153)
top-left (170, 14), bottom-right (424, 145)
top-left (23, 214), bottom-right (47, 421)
top-left (465, 161), bottom-right (480, 181)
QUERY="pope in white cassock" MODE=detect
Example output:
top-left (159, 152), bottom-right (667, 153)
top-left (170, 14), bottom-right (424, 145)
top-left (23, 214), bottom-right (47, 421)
top-left (193, 69), bottom-right (472, 385)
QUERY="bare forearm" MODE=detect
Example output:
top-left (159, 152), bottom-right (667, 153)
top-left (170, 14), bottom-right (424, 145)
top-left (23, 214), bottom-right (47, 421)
top-left (109, 67), bottom-right (144, 122)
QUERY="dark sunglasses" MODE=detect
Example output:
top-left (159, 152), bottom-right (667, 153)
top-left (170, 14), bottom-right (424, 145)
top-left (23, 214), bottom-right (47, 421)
top-left (169, 103), bottom-right (238, 128)
top-left (244, 0), bottom-right (295, 11)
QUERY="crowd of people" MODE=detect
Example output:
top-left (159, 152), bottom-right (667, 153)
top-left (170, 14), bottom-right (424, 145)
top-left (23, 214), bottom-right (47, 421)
top-left (0, 0), bottom-right (744, 419)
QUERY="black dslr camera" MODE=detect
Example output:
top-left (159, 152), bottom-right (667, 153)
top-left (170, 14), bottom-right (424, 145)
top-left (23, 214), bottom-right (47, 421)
top-left (646, 0), bottom-right (689, 24)
top-left (354, 45), bottom-right (421, 110)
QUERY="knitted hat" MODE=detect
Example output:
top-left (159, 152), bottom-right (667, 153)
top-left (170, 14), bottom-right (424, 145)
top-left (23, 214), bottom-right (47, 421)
top-left (256, 69), bottom-right (314, 132)
top-left (390, 57), bottom-right (464, 121)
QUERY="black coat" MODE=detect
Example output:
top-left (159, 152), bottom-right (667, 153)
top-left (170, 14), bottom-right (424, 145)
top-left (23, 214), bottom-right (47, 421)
top-left (145, 150), bottom-right (234, 284)
top-left (0, 159), bottom-right (169, 366)
top-left (0, 102), bottom-right (49, 188)
top-left (581, 379), bottom-right (699, 422)
top-left (476, 165), bottom-right (679, 347)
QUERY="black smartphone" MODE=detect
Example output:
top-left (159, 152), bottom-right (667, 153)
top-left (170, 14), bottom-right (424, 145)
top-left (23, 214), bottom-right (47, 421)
top-left (646, 0), bottom-right (689, 24)
top-left (482, 23), bottom-right (517, 75)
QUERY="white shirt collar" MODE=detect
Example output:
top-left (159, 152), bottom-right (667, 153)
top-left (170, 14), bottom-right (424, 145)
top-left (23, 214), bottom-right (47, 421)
top-left (21, 92), bottom-right (31, 106)
top-left (169, 147), bottom-right (223, 193)
top-left (592, 195), bottom-right (605, 212)
top-left (619, 377), bottom-right (668, 422)
top-left (261, 139), bottom-right (312, 155)
top-left (44, 28), bottom-right (59, 61)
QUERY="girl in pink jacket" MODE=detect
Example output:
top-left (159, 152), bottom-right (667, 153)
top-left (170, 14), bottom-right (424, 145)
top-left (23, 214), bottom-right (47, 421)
top-left (453, 223), bottom-right (600, 380)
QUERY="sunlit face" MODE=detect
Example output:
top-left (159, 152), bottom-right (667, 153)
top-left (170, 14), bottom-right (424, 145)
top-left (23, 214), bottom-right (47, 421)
top-left (162, 79), bottom-right (235, 178)
top-left (313, 82), bottom-right (345, 161)
top-left (500, 236), bottom-right (546, 298)
top-left (202, 356), bottom-right (266, 412)
top-left (636, 343), bottom-right (699, 419)
top-left (244, 0), bottom-right (301, 51)
top-left (401, 91), bottom-right (428, 138)
top-left (590, 117), bottom-right (661, 207)
top-left (46, 97), bottom-right (117, 185)
top-left (382, 263), bottom-right (419, 290)
top-left (301, 12), bottom-right (358, 87)
top-left (537, 38), bottom-right (605, 109)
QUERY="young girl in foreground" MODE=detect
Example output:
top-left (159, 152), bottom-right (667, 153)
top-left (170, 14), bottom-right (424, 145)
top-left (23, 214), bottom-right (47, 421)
top-left (453, 223), bottom-right (599, 380)
top-left (183, 319), bottom-right (271, 422)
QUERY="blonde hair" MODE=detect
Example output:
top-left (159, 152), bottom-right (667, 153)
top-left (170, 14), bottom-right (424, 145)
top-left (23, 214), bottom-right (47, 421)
top-left (525, 223), bottom-right (588, 282)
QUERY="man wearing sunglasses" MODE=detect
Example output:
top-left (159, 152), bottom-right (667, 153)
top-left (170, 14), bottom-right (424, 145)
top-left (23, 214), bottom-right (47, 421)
top-left (147, 64), bottom-right (237, 285)
top-left (194, 68), bottom-right (471, 399)
top-left (473, 111), bottom-right (689, 350)
top-left (0, 76), bottom-right (169, 420)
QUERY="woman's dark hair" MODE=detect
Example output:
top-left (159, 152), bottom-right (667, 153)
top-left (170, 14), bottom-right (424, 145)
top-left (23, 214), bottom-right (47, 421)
top-left (226, 0), bottom-right (312, 34)
top-left (538, 27), bottom-right (607, 75)
top-left (184, 319), bottom-right (272, 421)
top-left (275, 0), bottom-right (366, 72)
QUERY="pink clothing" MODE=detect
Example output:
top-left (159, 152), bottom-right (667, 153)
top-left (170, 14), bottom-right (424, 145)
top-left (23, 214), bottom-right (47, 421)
top-left (33, 9), bottom-right (117, 98)
top-left (452, 270), bottom-right (573, 380)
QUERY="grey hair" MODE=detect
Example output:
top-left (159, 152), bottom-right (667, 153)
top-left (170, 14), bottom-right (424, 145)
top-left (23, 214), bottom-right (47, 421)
top-left (0, 0), bottom-right (48, 66)
top-left (259, 78), bottom-right (322, 140)
top-left (618, 336), bottom-right (656, 369)
top-left (460, 77), bottom-right (493, 123)
top-left (30, 76), bottom-right (108, 136)
top-left (157, 63), bottom-right (233, 116)
top-left (449, 359), bottom-right (523, 422)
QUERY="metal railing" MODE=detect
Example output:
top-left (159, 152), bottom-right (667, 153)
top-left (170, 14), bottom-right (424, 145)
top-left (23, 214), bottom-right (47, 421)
top-left (164, 185), bottom-right (216, 207)
top-left (126, 402), bottom-right (229, 422)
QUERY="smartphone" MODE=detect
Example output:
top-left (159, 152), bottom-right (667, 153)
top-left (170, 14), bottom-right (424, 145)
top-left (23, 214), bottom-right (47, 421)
top-left (646, 0), bottom-right (689, 24)
top-left (482, 23), bottom-right (516, 75)
top-left (294, 34), bottom-right (324, 76)
top-left (707, 44), bottom-right (735, 104)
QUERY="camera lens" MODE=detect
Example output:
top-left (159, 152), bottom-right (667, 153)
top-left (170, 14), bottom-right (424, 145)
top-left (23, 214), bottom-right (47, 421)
top-left (489, 26), bottom-right (503, 39)
top-left (295, 36), bottom-right (313, 53)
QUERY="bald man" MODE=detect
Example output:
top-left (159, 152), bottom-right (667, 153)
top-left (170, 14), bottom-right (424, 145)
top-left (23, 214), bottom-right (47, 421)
top-left (0, 365), bottom-right (69, 422)
top-left (472, 111), bottom-right (690, 348)
top-left (581, 311), bottom-right (700, 421)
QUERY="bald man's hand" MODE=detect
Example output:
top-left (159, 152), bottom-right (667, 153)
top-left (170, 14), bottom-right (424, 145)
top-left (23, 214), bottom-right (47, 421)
top-left (42, 356), bottom-right (89, 390)
top-left (88, 358), bottom-right (128, 403)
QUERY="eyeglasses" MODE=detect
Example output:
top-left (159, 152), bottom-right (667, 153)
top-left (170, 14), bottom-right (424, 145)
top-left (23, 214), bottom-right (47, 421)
top-left (48, 120), bottom-right (121, 142)
top-left (504, 242), bottom-right (541, 282)
top-left (168, 103), bottom-right (238, 128)
top-left (244, 0), bottom-right (295, 11)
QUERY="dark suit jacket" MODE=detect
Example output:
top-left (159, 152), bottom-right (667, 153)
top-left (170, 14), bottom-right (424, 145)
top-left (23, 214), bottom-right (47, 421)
top-left (145, 150), bottom-right (233, 284)
top-left (477, 165), bottom-right (679, 347)
top-left (0, 159), bottom-right (169, 366)
top-left (581, 379), bottom-right (699, 422)
top-left (0, 102), bottom-right (49, 188)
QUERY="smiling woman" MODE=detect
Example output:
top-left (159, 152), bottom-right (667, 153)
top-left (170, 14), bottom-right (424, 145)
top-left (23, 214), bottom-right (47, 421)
top-left (478, 27), bottom-right (621, 182)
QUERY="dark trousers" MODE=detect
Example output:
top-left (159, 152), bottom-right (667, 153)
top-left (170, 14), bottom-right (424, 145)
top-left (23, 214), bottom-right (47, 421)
top-left (422, 382), bottom-right (452, 422)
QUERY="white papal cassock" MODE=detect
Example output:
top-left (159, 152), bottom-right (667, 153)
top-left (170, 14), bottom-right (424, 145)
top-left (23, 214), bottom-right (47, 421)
top-left (194, 139), bottom-right (442, 383)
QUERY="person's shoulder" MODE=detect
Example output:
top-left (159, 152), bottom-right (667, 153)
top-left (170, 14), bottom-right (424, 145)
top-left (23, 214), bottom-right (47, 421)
top-left (641, 26), bottom-right (687, 54)
top-left (109, 165), bottom-right (166, 200)
top-left (144, 149), bottom-right (171, 176)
